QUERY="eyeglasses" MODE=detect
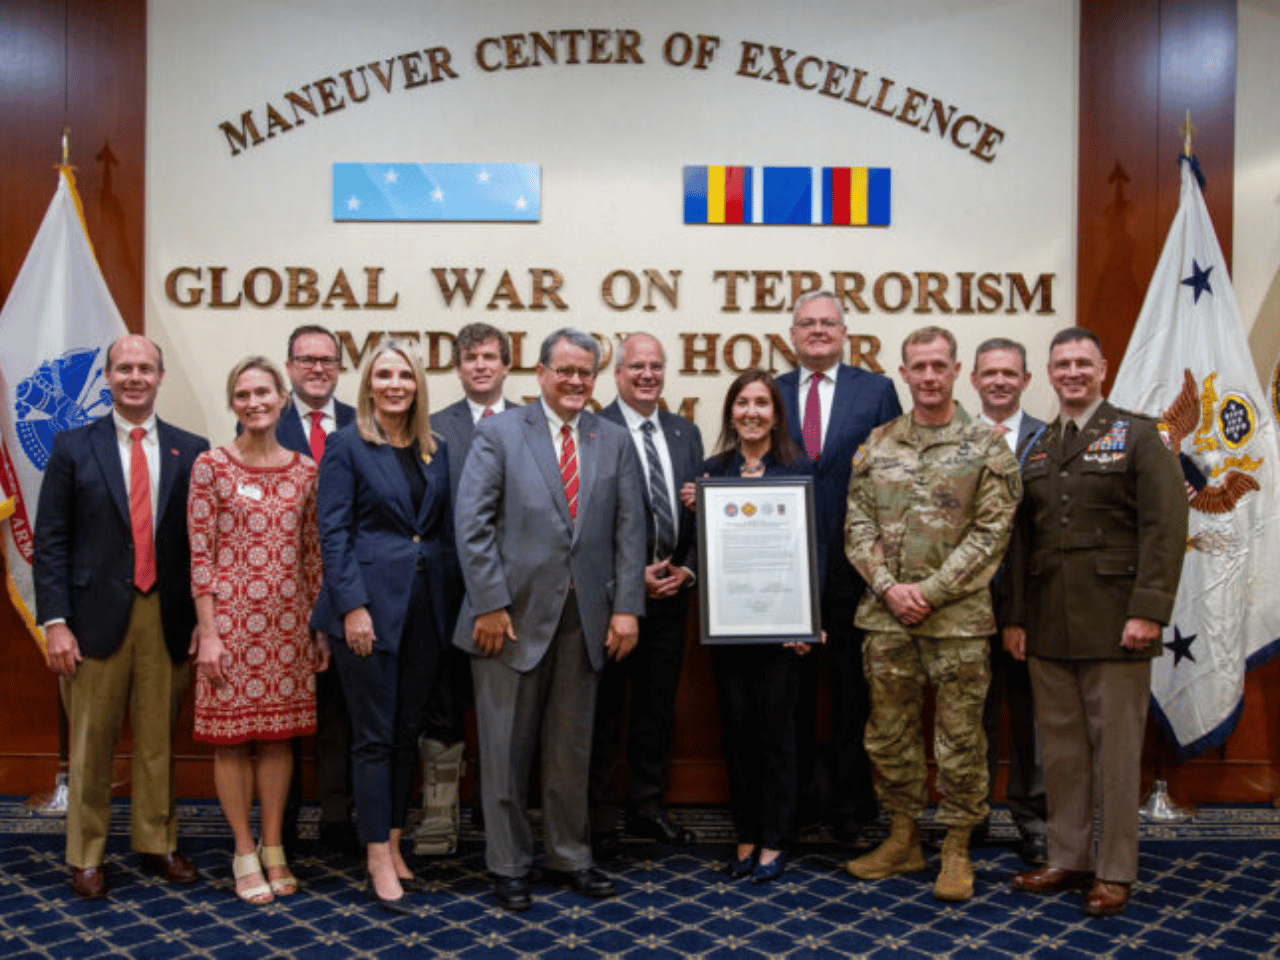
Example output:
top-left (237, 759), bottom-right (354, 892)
top-left (290, 355), bottom-right (340, 368)
top-left (551, 365), bottom-right (597, 382)
top-left (792, 318), bottom-right (843, 330)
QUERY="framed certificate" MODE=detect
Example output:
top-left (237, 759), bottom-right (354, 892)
top-left (696, 476), bottom-right (821, 644)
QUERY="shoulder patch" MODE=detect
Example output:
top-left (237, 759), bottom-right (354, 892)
top-left (851, 445), bottom-right (869, 473)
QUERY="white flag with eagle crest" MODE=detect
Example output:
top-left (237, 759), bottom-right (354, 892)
top-left (1111, 155), bottom-right (1280, 758)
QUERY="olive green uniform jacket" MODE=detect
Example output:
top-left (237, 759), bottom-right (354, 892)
top-left (845, 404), bottom-right (1022, 638)
top-left (1005, 400), bottom-right (1189, 660)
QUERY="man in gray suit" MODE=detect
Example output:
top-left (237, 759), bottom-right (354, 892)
top-left (454, 327), bottom-right (647, 912)
top-left (416, 322), bottom-right (518, 855)
top-left (971, 338), bottom-right (1048, 867)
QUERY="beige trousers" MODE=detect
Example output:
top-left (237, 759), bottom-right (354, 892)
top-left (61, 592), bottom-right (189, 868)
top-left (1028, 656), bottom-right (1150, 884)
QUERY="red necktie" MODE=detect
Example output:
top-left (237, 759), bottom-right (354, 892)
top-left (129, 427), bottom-right (156, 593)
top-left (559, 424), bottom-right (579, 520)
top-left (482, 406), bottom-right (495, 418)
top-left (308, 410), bottom-right (326, 463)
top-left (802, 371), bottom-right (823, 460)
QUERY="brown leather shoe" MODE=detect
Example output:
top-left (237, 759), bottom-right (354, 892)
top-left (1011, 865), bottom-right (1094, 893)
top-left (139, 852), bottom-right (199, 885)
top-left (1084, 879), bottom-right (1130, 917)
top-left (70, 866), bottom-right (107, 899)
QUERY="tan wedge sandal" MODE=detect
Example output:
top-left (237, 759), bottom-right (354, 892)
top-left (258, 844), bottom-right (298, 896)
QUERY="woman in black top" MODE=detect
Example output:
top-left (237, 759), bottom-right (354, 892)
top-left (680, 369), bottom-right (818, 883)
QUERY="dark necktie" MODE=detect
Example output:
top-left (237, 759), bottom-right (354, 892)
top-left (1064, 420), bottom-right (1079, 444)
top-left (802, 372), bottom-right (823, 460)
top-left (641, 421), bottom-right (675, 561)
top-left (559, 424), bottom-right (578, 520)
top-left (308, 410), bottom-right (326, 463)
top-left (129, 427), bottom-right (156, 593)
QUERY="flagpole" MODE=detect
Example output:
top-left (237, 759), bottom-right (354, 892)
top-left (21, 129), bottom-right (76, 817)
top-left (1137, 111), bottom-right (1197, 824)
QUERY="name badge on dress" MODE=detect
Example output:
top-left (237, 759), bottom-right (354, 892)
top-left (237, 483), bottom-right (263, 501)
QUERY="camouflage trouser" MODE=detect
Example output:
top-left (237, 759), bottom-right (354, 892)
top-left (863, 632), bottom-right (990, 826)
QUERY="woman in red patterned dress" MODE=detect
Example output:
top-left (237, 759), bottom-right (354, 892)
top-left (188, 357), bottom-right (329, 904)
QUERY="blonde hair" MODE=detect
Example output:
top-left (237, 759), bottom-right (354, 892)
top-left (354, 337), bottom-right (437, 455)
top-left (225, 355), bottom-right (286, 408)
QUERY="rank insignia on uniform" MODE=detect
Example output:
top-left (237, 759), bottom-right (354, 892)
top-left (1087, 421), bottom-right (1128, 453)
top-left (1083, 451), bottom-right (1124, 465)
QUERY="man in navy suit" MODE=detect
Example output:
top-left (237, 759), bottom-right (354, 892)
top-left (775, 291), bottom-right (902, 839)
top-left (589, 333), bottom-right (704, 856)
top-left (454, 328), bottom-right (646, 911)
top-left (971, 338), bottom-right (1048, 866)
top-left (416, 322), bottom-right (518, 854)
top-left (35, 334), bottom-right (208, 899)
top-left (276, 324), bottom-right (356, 857)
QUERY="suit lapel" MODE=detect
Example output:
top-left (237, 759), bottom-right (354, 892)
top-left (574, 412), bottom-right (599, 538)
top-left (821, 365), bottom-right (858, 465)
top-left (91, 417), bottom-right (130, 527)
top-left (154, 420), bottom-right (183, 523)
top-left (525, 404), bottom-right (572, 528)
top-left (779, 371), bottom-right (803, 443)
top-left (278, 401), bottom-right (307, 453)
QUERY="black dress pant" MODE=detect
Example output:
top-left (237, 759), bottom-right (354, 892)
top-left (712, 643), bottom-right (799, 851)
top-left (332, 566), bottom-right (444, 844)
top-left (589, 593), bottom-right (688, 832)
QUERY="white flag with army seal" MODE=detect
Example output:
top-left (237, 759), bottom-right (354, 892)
top-left (0, 167), bottom-right (127, 655)
top-left (1111, 154), bottom-right (1280, 758)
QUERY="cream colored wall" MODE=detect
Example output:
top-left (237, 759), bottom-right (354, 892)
top-left (146, 0), bottom-right (1078, 442)
top-left (1237, 0), bottom-right (1280, 397)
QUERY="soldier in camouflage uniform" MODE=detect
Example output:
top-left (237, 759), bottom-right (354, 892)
top-left (843, 326), bottom-right (1021, 902)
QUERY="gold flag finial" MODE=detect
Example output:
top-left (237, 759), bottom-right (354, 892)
top-left (1181, 111), bottom-right (1196, 157)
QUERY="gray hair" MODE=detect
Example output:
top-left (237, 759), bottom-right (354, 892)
top-left (539, 327), bottom-right (601, 371)
top-left (791, 290), bottom-right (844, 324)
top-left (614, 332), bottom-right (666, 371)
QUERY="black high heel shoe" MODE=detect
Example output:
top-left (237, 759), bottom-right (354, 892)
top-left (724, 847), bottom-right (757, 879)
top-left (365, 870), bottom-right (413, 915)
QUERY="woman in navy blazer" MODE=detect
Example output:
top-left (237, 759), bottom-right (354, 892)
top-left (311, 338), bottom-right (461, 912)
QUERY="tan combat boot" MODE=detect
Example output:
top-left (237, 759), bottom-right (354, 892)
top-left (933, 825), bottom-right (975, 901)
top-left (845, 814), bottom-right (927, 880)
top-left (413, 738), bottom-right (465, 856)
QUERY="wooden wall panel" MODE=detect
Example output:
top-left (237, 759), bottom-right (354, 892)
top-left (1, 0), bottom-right (1273, 808)
top-left (0, 0), bottom-right (154, 798)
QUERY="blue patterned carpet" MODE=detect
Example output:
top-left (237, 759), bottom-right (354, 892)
top-left (2, 800), bottom-right (1279, 958)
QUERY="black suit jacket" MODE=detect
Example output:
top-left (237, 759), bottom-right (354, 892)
top-left (776, 363), bottom-right (901, 599)
top-left (273, 396), bottom-right (355, 457)
top-left (310, 425), bottom-right (461, 654)
top-left (432, 397), bottom-right (519, 506)
top-left (34, 414), bottom-right (209, 663)
top-left (598, 400), bottom-right (705, 575)
top-left (989, 411), bottom-right (1046, 626)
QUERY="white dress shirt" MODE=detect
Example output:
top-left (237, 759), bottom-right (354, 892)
top-left (293, 395), bottom-right (337, 435)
